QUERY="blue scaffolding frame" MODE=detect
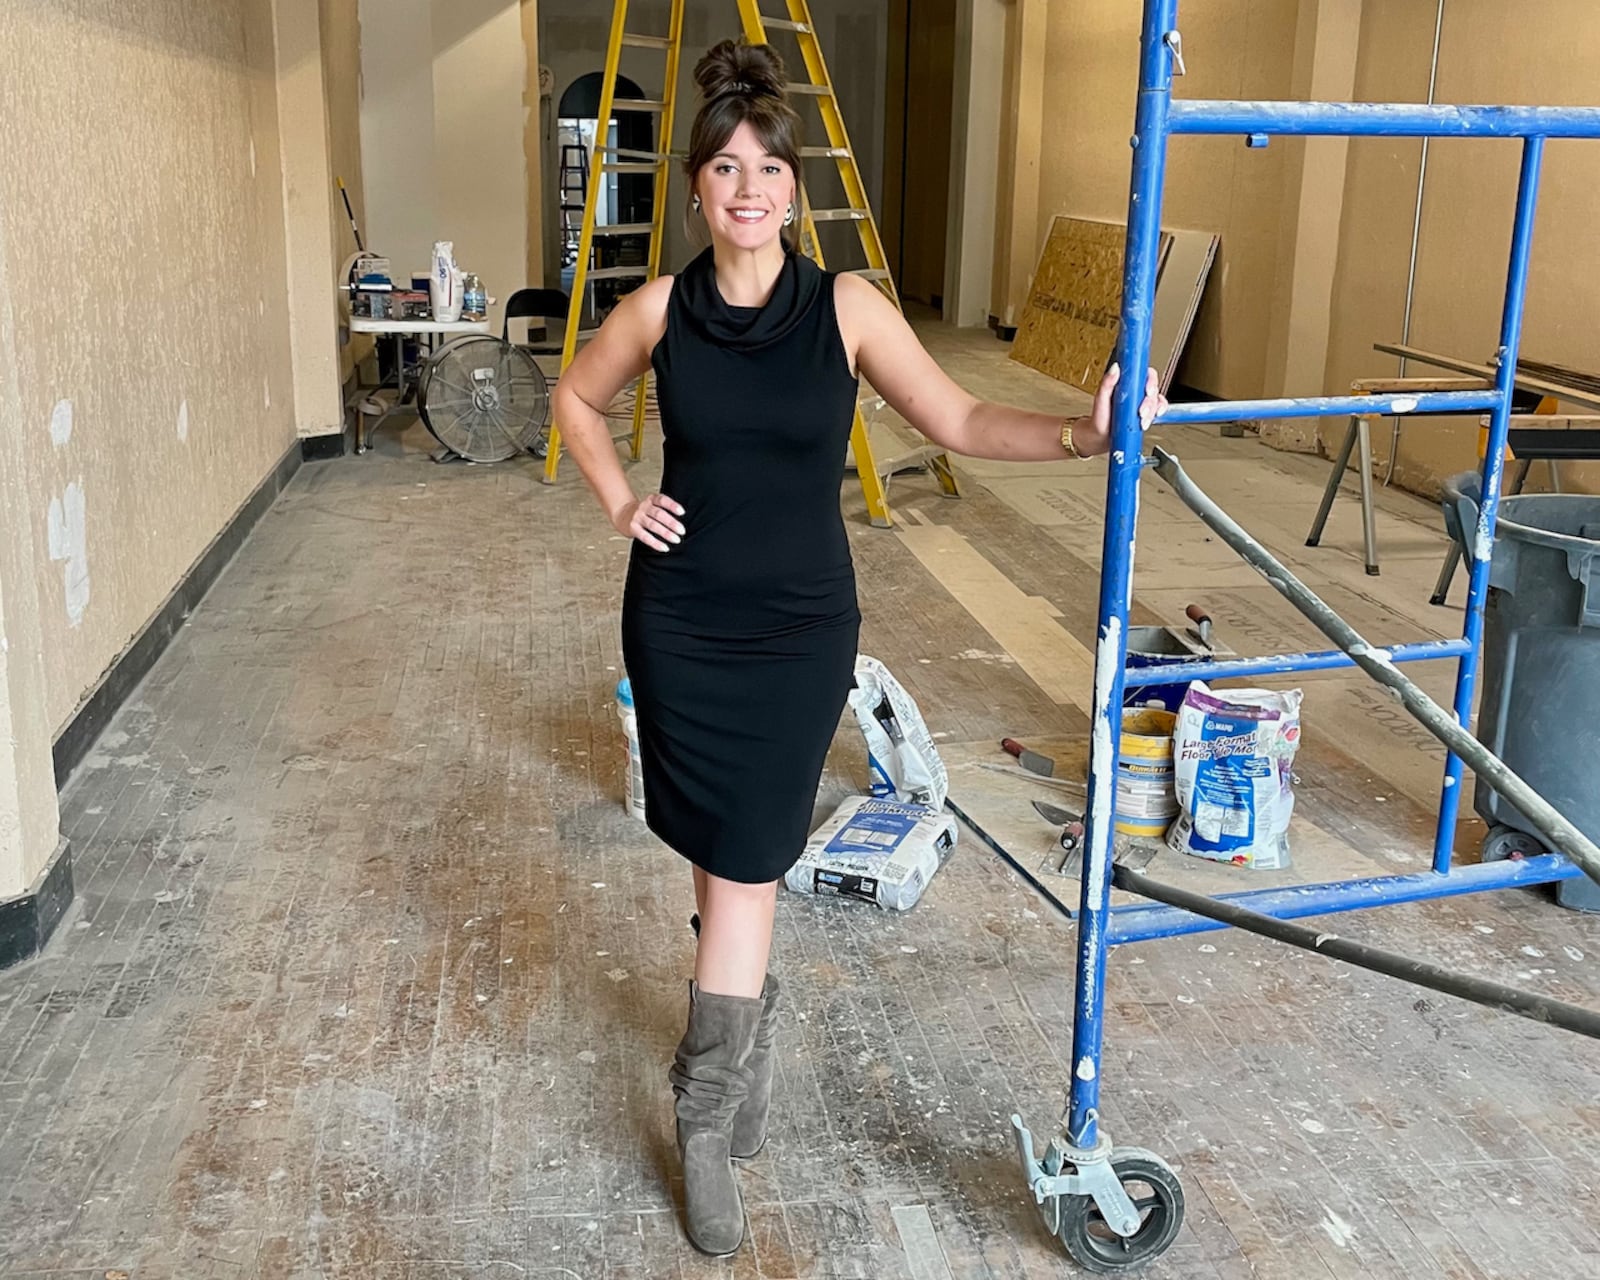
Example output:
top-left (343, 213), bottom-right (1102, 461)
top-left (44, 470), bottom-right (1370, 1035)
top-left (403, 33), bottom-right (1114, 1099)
top-left (1005, 2), bottom-right (1600, 1268)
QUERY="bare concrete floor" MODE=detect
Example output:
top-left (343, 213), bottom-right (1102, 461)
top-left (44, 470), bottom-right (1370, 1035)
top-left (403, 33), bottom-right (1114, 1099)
top-left (3, 322), bottom-right (1599, 1279)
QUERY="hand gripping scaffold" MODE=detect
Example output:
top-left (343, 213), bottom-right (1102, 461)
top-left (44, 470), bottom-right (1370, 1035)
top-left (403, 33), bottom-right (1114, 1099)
top-left (1006, 2), bottom-right (1600, 1270)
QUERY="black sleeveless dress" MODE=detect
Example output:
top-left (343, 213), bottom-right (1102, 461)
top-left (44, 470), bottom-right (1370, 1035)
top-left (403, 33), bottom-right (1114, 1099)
top-left (621, 247), bottom-right (861, 884)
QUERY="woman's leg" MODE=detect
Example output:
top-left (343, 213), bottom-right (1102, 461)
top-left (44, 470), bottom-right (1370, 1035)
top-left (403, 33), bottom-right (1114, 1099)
top-left (670, 870), bottom-right (774, 1255)
top-left (694, 873), bottom-right (777, 998)
top-left (693, 865), bottom-right (708, 922)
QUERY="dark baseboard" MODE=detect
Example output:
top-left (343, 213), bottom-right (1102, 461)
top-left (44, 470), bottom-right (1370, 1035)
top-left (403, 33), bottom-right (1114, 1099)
top-left (300, 424), bottom-right (349, 461)
top-left (53, 437), bottom-right (306, 788)
top-left (0, 839), bottom-right (73, 971)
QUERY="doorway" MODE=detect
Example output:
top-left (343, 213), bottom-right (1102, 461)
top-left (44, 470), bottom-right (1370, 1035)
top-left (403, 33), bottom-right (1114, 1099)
top-left (882, 0), bottom-right (958, 312)
top-left (556, 71), bottom-right (655, 321)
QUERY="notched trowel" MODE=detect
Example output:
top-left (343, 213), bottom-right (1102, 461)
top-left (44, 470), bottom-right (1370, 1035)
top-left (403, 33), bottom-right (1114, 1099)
top-left (1032, 800), bottom-right (1158, 879)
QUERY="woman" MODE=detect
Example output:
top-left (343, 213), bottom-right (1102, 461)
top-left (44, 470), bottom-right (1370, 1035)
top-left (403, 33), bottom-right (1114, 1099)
top-left (552, 38), bottom-right (1165, 1257)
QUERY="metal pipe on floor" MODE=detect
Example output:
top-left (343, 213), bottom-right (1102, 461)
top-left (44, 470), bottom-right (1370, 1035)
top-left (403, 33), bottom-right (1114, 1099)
top-left (1149, 444), bottom-right (1600, 889)
top-left (1111, 864), bottom-right (1600, 1040)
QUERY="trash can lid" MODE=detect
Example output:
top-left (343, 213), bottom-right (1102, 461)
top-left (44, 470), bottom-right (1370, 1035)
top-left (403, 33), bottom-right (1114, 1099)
top-left (1497, 494), bottom-right (1600, 556)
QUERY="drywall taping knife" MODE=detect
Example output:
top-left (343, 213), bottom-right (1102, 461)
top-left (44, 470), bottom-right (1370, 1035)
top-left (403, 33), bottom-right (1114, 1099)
top-left (1000, 737), bottom-right (1055, 776)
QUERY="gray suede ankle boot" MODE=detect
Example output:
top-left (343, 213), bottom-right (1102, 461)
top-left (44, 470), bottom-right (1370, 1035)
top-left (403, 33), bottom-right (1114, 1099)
top-left (668, 982), bottom-right (764, 1256)
top-left (689, 914), bottom-right (780, 1161)
top-left (731, 973), bottom-right (779, 1159)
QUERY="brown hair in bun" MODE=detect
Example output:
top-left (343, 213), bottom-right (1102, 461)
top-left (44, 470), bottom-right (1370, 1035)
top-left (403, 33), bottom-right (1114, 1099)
top-left (684, 39), bottom-right (803, 248)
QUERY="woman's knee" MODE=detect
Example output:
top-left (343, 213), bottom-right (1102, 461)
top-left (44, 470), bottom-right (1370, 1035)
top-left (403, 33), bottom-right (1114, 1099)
top-left (702, 874), bottom-right (778, 912)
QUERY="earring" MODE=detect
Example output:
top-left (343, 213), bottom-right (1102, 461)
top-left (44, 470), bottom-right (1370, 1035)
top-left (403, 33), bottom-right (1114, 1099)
top-left (784, 203), bottom-right (796, 226)
top-left (692, 194), bottom-right (701, 214)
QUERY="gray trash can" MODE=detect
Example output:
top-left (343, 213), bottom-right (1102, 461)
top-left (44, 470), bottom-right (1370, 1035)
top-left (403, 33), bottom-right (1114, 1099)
top-left (1443, 476), bottom-right (1600, 912)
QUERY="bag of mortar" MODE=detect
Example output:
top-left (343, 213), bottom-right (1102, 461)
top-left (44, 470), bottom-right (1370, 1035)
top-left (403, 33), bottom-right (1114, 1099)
top-left (1165, 680), bottom-right (1302, 870)
top-left (786, 795), bottom-right (958, 911)
top-left (848, 654), bottom-right (947, 809)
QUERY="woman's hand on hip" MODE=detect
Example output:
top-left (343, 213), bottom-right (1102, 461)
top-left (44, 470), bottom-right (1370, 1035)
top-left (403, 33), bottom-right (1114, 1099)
top-left (1075, 363), bottom-right (1169, 456)
top-left (615, 493), bottom-right (686, 551)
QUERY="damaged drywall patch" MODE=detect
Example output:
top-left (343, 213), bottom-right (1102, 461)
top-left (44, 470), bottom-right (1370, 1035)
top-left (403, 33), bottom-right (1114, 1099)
top-left (177, 398), bottom-right (190, 442)
top-left (49, 398), bottom-right (72, 447)
top-left (47, 480), bottom-right (90, 627)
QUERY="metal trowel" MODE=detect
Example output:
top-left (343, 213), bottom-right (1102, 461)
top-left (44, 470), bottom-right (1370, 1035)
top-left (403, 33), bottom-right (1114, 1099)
top-left (1032, 799), bottom-right (1158, 879)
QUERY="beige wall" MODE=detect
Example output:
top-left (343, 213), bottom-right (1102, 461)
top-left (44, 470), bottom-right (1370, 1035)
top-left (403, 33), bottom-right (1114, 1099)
top-left (944, 0), bottom-right (1006, 328)
top-left (0, 0), bottom-right (324, 892)
top-left (276, 0), bottom-right (345, 439)
top-left (1322, 0), bottom-right (1600, 497)
top-left (359, 0), bottom-right (530, 333)
top-left (0, 195), bottom-right (62, 899)
top-left (1030, 0), bottom-right (1300, 400)
top-left (999, 0), bottom-right (1600, 495)
top-left (321, 0), bottom-right (374, 380)
top-left (2, 1), bottom-right (300, 736)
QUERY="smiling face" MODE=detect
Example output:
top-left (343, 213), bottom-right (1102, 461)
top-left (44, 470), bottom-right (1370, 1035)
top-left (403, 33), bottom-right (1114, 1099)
top-left (692, 121), bottom-right (796, 253)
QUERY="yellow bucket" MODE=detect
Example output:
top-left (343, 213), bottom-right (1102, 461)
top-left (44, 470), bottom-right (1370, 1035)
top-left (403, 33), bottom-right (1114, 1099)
top-left (1115, 708), bottom-right (1178, 838)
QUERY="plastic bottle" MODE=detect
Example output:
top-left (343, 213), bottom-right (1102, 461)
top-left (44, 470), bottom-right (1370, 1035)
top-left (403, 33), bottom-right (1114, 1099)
top-left (462, 273), bottom-right (486, 321)
top-left (616, 677), bottom-right (645, 821)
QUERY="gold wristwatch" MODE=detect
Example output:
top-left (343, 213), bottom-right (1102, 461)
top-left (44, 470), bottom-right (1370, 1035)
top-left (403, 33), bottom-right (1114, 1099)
top-left (1061, 417), bottom-right (1084, 459)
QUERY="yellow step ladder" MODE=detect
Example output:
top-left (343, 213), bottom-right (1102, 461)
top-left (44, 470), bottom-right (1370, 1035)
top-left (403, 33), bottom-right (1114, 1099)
top-left (543, 0), bottom-right (961, 528)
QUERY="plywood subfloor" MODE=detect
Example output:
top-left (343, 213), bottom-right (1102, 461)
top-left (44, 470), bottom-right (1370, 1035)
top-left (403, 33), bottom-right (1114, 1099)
top-left (2, 322), bottom-right (1598, 1279)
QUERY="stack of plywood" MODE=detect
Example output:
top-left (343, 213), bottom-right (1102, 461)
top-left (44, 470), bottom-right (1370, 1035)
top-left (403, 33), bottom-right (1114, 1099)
top-left (1010, 215), bottom-right (1219, 395)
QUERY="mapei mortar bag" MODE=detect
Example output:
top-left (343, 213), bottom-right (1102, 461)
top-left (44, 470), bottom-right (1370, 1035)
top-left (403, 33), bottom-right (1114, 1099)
top-left (1166, 680), bottom-right (1302, 870)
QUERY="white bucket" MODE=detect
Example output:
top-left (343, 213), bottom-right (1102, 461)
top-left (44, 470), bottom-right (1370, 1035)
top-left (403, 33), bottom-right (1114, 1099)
top-left (616, 677), bottom-right (645, 821)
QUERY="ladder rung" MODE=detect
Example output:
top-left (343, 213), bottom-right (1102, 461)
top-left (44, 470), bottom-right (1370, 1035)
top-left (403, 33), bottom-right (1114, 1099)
top-left (809, 208), bottom-right (869, 222)
top-left (621, 33), bottom-right (671, 49)
top-left (591, 223), bottom-right (656, 237)
top-left (800, 146), bottom-right (850, 159)
top-left (600, 147), bottom-right (672, 162)
top-left (601, 163), bottom-right (661, 174)
top-left (786, 83), bottom-right (832, 96)
top-left (762, 18), bottom-right (812, 33)
top-left (585, 266), bottom-right (651, 281)
top-left (849, 269), bottom-right (892, 282)
top-left (615, 99), bottom-right (667, 113)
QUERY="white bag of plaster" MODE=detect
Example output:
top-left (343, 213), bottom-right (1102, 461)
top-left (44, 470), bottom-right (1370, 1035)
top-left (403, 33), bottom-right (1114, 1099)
top-left (785, 656), bottom-right (956, 910)
top-left (786, 795), bottom-right (959, 911)
top-left (848, 654), bottom-right (947, 809)
top-left (1165, 680), bottom-right (1302, 870)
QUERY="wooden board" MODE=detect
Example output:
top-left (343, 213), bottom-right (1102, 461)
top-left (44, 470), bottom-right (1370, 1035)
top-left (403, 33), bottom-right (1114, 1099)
top-left (894, 516), bottom-right (1098, 714)
top-left (1374, 342), bottom-right (1600, 412)
top-left (1148, 228), bottom-right (1220, 391)
top-left (1010, 217), bottom-right (1173, 393)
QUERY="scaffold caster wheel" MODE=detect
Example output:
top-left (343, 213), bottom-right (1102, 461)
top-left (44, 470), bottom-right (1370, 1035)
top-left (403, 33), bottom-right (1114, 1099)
top-left (1055, 1148), bottom-right (1184, 1273)
top-left (1481, 824), bottom-right (1546, 863)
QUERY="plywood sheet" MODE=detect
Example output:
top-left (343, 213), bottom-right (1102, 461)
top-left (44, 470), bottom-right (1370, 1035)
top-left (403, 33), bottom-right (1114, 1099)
top-left (1010, 217), bottom-right (1173, 392)
top-left (1010, 216), bottom-right (1217, 395)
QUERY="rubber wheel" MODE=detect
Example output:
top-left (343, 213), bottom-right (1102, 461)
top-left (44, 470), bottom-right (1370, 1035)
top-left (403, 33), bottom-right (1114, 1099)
top-left (1055, 1148), bottom-right (1184, 1273)
top-left (1481, 825), bottom-right (1547, 863)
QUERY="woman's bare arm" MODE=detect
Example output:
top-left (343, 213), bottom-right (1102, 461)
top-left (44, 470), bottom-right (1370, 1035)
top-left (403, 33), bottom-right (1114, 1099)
top-left (834, 273), bottom-right (1164, 460)
top-left (551, 277), bottom-right (686, 551)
